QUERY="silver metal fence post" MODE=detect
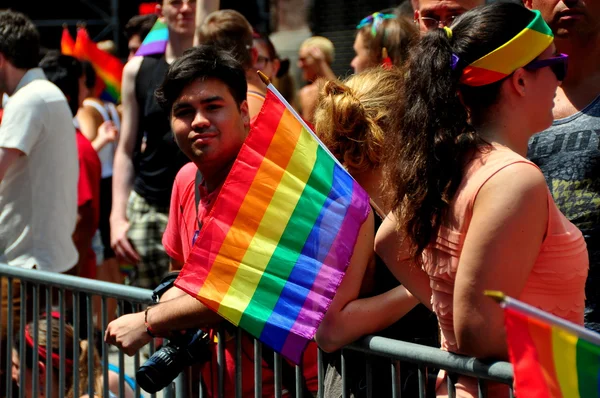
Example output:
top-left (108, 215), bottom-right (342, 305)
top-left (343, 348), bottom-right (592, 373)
top-left (73, 292), bottom-right (80, 398)
top-left (134, 303), bottom-right (142, 398)
top-left (418, 365), bottom-right (427, 398)
top-left (365, 355), bottom-right (373, 398)
top-left (341, 349), bottom-right (348, 398)
top-left (5, 278), bottom-right (13, 398)
top-left (254, 339), bottom-right (262, 398)
top-left (295, 363), bottom-right (303, 398)
top-left (59, 288), bottom-right (66, 396)
top-left (149, 338), bottom-right (157, 398)
top-left (87, 294), bottom-right (95, 398)
top-left (478, 378), bottom-right (488, 398)
top-left (101, 296), bottom-right (109, 398)
top-left (45, 287), bottom-right (52, 398)
top-left (18, 281), bottom-right (26, 398)
top-left (117, 301), bottom-right (125, 398)
top-left (447, 372), bottom-right (456, 398)
top-left (391, 360), bottom-right (401, 398)
top-left (236, 328), bottom-right (242, 398)
top-left (32, 285), bottom-right (39, 398)
top-left (274, 352), bottom-right (282, 398)
top-left (217, 325), bottom-right (225, 398)
top-left (317, 348), bottom-right (324, 398)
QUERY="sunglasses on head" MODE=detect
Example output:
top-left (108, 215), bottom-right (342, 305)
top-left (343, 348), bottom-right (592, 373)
top-left (524, 53), bottom-right (569, 82)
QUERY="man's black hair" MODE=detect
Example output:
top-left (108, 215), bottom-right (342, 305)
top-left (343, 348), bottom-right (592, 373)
top-left (0, 10), bottom-right (40, 69)
top-left (124, 14), bottom-right (159, 41)
top-left (155, 45), bottom-right (248, 114)
top-left (39, 51), bottom-right (83, 116)
top-left (81, 61), bottom-right (97, 90)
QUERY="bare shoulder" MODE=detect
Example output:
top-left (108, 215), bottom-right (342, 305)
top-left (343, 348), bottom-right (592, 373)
top-left (123, 56), bottom-right (144, 80)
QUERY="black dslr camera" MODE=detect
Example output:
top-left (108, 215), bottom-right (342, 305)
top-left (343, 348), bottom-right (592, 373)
top-left (136, 273), bottom-right (212, 393)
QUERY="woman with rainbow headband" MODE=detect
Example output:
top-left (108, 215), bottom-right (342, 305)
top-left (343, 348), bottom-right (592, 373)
top-left (351, 11), bottom-right (418, 73)
top-left (375, 2), bottom-right (587, 397)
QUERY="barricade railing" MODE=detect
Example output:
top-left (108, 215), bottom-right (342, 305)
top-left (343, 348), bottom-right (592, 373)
top-left (0, 264), bottom-right (514, 398)
top-left (0, 264), bottom-right (179, 398)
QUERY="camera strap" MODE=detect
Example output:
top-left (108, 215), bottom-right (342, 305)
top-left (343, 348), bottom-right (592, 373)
top-left (195, 170), bottom-right (203, 230)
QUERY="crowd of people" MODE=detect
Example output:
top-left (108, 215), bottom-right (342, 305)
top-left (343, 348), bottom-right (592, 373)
top-left (0, 0), bottom-right (598, 396)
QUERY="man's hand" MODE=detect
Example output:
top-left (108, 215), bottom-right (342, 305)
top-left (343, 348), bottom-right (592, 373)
top-left (105, 312), bottom-right (152, 356)
top-left (110, 216), bottom-right (140, 264)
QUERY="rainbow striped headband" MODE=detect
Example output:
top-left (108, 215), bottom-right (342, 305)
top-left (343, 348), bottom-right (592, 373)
top-left (459, 10), bottom-right (554, 87)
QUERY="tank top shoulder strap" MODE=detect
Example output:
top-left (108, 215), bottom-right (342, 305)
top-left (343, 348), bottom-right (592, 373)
top-left (105, 102), bottom-right (121, 131)
top-left (83, 98), bottom-right (110, 121)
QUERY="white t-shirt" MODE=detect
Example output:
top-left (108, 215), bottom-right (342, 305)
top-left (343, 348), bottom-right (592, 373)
top-left (0, 68), bottom-right (79, 272)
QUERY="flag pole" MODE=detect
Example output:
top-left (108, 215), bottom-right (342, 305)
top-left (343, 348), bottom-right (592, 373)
top-left (485, 290), bottom-right (600, 345)
top-left (256, 71), bottom-right (386, 219)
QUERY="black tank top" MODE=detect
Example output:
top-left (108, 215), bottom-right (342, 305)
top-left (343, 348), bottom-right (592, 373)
top-left (133, 55), bottom-right (189, 207)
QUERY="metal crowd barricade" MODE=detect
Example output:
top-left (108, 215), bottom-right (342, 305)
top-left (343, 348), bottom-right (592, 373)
top-left (211, 329), bottom-right (515, 398)
top-left (0, 264), bottom-right (180, 398)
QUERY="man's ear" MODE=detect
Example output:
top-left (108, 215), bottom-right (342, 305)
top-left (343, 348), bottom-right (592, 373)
top-left (156, 3), bottom-right (164, 17)
top-left (272, 59), bottom-right (281, 77)
top-left (522, 0), bottom-right (533, 10)
top-left (240, 100), bottom-right (250, 128)
top-left (509, 68), bottom-right (528, 97)
top-left (413, 9), bottom-right (420, 22)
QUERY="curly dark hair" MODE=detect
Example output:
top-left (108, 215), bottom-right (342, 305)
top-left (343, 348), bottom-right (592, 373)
top-left (383, 2), bottom-right (537, 264)
top-left (0, 10), bottom-right (40, 70)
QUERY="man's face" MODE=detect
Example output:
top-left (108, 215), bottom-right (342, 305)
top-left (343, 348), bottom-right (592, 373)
top-left (414, 0), bottom-right (484, 33)
top-left (158, 0), bottom-right (196, 37)
top-left (170, 77), bottom-right (250, 168)
top-left (128, 34), bottom-right (142, 61)
top-left (525, 0), bottom-right (600, 40)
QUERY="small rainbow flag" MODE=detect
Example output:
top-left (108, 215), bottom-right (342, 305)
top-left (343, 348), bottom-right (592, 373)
top-left (135, 19), bottom-right (168, 57)
top-left (61, 26), bottom-right (76, 56)
top-left (174, 81), bottom-right (371, 363)
top-left (487, 291), bottom-right (600, 398)
top-left (75, 28), bottom-right (123, 103)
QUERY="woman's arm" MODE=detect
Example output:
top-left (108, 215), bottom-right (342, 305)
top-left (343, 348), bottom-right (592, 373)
top-left (375, 213), bottom-right (433, 309)
top-left (316, 210), bottom-right (419, 352)
top-left (453, 163), bottom-right (548, 359)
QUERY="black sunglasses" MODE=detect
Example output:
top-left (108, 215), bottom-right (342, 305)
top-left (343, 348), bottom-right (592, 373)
top-left (524, 53), bottom-right (569, 82)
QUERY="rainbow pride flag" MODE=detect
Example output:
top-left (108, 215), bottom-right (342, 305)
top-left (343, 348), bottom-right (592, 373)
top-left (135, 19), bottom-right (168, 57)
top-left (488, 291), bottom-right (600, 397)
top-left (61, 26), bottom-right (76, 56)
top-left (174, 83), bottom-right (371, 363)
top-left (75, 28), bottom-right (123, 103)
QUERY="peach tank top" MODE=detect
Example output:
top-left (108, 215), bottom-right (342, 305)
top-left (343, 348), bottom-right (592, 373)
top-left (423, 145), bottom-right (588, 355)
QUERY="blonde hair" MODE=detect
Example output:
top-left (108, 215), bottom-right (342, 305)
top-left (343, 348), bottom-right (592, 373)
top-left (313, 67), bottom-right (404, 175)
top-left (97, 40), bottom-right (117, 56)
top-left (300, 36), bottom-right (335, 65)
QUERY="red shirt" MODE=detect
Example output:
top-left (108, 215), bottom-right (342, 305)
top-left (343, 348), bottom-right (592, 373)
top-left (76, 130), bottom-right (101, 278)
top-left (163, 162), bottom-right (318, 397)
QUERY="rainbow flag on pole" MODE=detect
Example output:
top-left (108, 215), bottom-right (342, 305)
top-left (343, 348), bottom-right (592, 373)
top-left (135, 19), bottom-right (168, 57)
top-left (61, 26), bottom-right (76, 56)
top-left (174, 80), bottom-right (371, 363)
top-left (487, 291), bottom-right (600, 398)
top-left (74, 27), bottom-right (123, 103)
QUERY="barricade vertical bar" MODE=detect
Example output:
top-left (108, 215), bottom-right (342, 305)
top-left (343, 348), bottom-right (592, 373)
top-left (5, 278), bottom-right (12, 398)
top-left (134, 303), bottom-right (142, 398)
top-left (341, 349), bottom-right (348, 398)
top-left (46, 287), bottom-right (52, 398)
top-left (236, 328), bottom-right (242, 398)
top-left (477, 378), bottom-right (487, 398)
top-left (149, 338), bottom-right (157, 398)
top-left (18, 281), bottom-right (26, 398)
top-left (254, 339), bottom-right (262, 398)
top-left (447, 373), bottom-right (456, 398)
top-left (0, 278), bottom-right (3, 375)
top-left (32, 285), bottom-right (39, 398)
top-left (59, 288), bottom-right (66, 397)
top-left (101, 297), bottom-right (109, 398)
top-left (295, 363), bottom-right (303, 398)
top-left (217, 324), bottom-right (225, 398)
top-left (391, 360), bottom-right (400, 398)
top-left (365, 355), bottom-right (373, 398)
top-left (274, 352), bottom-right (282, 398)
top-left (317, 348), bottom-right (324, 398)
top-left (418, 365), bottom-right (426, 398)
top-left (87, 294), bottom-right (95, 398)
top-left (73, 292), bottom-right (80, 398)
top-left (117, 301), bottom-right (125, 398)
top-left (509, 386), bottom-right (515, 398)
